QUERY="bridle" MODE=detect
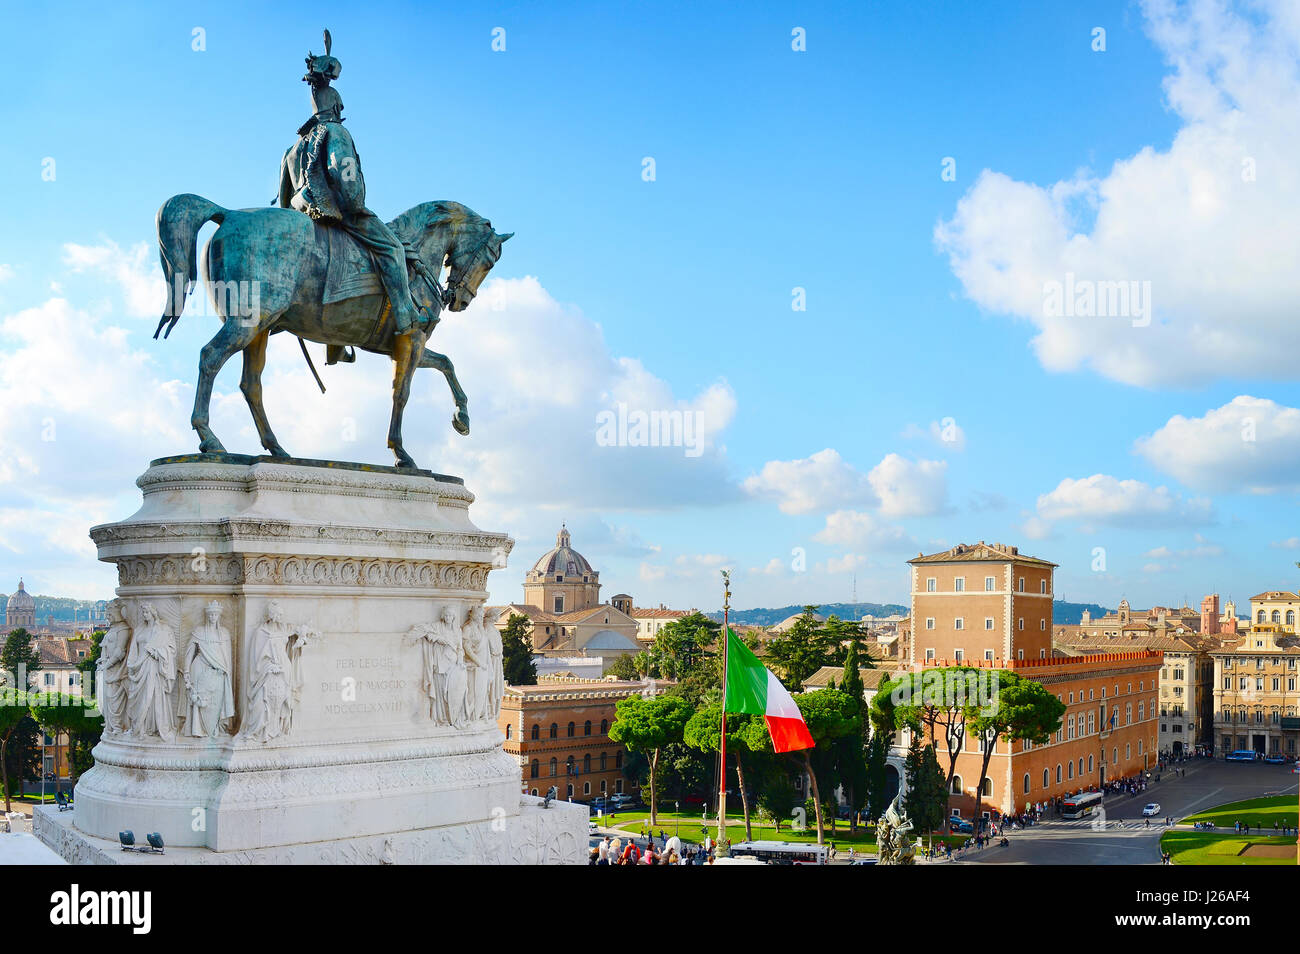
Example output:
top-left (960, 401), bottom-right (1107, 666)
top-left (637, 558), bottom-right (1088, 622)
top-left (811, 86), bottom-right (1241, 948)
top-left (442, 224), bottom-right (496, 306)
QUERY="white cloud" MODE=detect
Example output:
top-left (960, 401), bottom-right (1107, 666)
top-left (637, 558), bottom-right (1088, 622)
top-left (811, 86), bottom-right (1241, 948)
top-left (742, 448), bottom-right (877, 515)
top-left (1034, 474), bottom-right (1213, 530)
top-left (1270, 537), bottom-right (1300, 550)
top-left (813, 510), bottom-right (914, 550)
top-left (935, 0), bottom-right (1300, 387)
top-left (63, 240), bottom-right (163, 319)
top-left (1135, 395), bottom-right (1300, 493)
top-left (867, 454), bottom-right (949, 518)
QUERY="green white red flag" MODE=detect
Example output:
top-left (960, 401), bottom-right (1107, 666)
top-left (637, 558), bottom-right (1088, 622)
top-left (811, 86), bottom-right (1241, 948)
top-left (722, 627), bottom-right (814, 753)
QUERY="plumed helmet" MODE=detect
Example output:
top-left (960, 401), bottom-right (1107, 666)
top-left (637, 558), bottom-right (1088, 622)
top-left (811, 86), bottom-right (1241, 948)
top-left (304, 29), bottom-right (342, 87)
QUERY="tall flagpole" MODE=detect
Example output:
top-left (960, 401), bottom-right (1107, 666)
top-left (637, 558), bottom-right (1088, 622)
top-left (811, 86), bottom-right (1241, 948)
top-left (717, 569), bottom-right (731, 849)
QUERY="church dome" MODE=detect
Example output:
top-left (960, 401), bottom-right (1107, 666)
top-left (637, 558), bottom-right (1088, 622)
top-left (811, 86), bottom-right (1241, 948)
top-left (528, 526), bottom-right (597, 581)
top-left (6, 579), bottom-right (33, 613)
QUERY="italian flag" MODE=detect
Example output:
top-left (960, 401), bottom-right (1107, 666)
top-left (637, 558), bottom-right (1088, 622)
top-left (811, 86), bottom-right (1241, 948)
top-left (722, 628), bottom-right (814, 753)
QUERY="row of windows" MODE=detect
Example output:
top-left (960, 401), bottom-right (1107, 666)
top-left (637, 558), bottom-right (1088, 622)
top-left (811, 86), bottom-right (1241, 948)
top-left (923, 647), bottom-right (1048, 662)
top-left (924, 576), bottom-right (1049, 594)
top-left (1256, 609), bottom-right (1297, 625)
top-left (1223, 657), bottom-right (1298, 669)
top-left (925, 616), bottom-right (1047, 632)
top-left (529, 751), bottom-right (624, 778)
top-left (511, 719), bottom-right (610, 742)
top-left (1219, 708), bottom-right (1298, 723)
top-left (1223, 676), bottom-right (1298, 692)
top-left (530, 779), bottom-right (627, 798)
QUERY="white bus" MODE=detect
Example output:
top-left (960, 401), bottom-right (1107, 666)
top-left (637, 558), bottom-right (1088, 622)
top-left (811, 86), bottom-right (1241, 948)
top-left (727, 841), bottom-right (828, 865)
top-left (1061, 791), bottom-right (1104, 819)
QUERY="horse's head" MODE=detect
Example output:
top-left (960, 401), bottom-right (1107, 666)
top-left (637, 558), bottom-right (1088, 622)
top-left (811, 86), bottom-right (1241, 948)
top-left (444, 217), bottom-right (512, 312)
top-left (394, 201), bottom-right (512, 313)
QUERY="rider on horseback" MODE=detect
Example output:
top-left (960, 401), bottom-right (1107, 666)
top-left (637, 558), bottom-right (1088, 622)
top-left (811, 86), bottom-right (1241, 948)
top-left (277, 32), bottom-right (432, 344)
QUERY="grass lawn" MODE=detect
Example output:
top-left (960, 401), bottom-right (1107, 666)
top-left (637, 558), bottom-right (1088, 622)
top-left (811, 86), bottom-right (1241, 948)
top-left (595, 809), bottom-right (968, 851)
top-left (1160, 829), bottom-right (1296, 865)
top-left (1182, 794), bottom-right (1298, 831)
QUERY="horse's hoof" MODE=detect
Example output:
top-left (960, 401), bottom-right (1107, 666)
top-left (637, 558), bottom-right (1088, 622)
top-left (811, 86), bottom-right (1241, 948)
top-left (265, 444), bottom-right (291, 459)
top-left (393, 449), bottom-right (418, 469)
top-left (452, 411), bottom-right (470, 436)
top-left (198, 438), bottom-right (226, 454)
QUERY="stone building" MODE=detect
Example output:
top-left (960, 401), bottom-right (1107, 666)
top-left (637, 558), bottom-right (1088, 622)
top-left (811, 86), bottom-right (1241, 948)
top-left (499, 674), bottom-right (661, 803)
top-left (897, 542), bottom-right (1162, 821)
top-left (1210, 590), bottom-right (1300, 757)
top-left (5, 579), bottom-right (35, 630)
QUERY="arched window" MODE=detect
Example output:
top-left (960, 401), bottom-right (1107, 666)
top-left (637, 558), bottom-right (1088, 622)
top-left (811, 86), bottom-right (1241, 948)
top-left (981, 777), bottom-right (993, 797)
top-left (1289, 611), bottom-right (1296, 626)
top-left (1042, 768), bottom-right (1049, 788)
top-left (567, 784), bottom-right (574, 798)
top-left (1272, 610), bottom-right (1282, 624)
top-left (1067, 761), bottom-right (1074, 780)
top-left (1023, 774), bottom-right (1031, 794)
top-left (530, 759), bottom-right (539, 779)
top-left (615, 751), bottom-right (623, 769)
top-left (549, 757), bottom-right (557, 777)
top-left (566, 756), bottom-right (575, 775)
top-left (505, 724), bottom-right (512, 740)
top-left (1077, 758), bottom-right (1084, 777)
top-left (567, 721), bottom-right (575, 738)
top-left (584, 720), bottom-right (592, 736)
top-left (600, 719), bottom-right (608, 734)
top-left (549, 723), bottom-right (558, 739)
top-left (1088, 754), bottom-right (1094, 772)
top-left (531, 724), bottom-right (539, 741)
top-left (583, 754), bottom-right (591, 773)
top-left (1056, 764), bottom-right (1062, 783)
top-left (1258, 611), bottom-right (1266, 623)
top-left (950, 775), bottom-right (963, 794)
top-left (599, 752), bottom-right (607, 771)
top-left (583, 781), bottom-right (591, 795)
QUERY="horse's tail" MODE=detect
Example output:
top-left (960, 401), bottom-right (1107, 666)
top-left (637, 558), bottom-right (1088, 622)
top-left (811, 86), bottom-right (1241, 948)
top-left (154, 193), bottom-right (227, 339)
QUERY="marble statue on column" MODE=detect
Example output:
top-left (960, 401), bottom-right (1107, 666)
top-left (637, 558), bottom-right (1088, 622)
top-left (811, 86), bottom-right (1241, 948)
top-left (183, 601), bottom-right (236, 739)
top-left (484, 606), bottom-right (504, 719)
top-left (243, 601), bottom-right (318, 743)
top-left (97, 599), bottom-right (131, 736)
top-left (125, 601), bottom-right (179, 741)
top-left (463, 604), bottom-right (490, 722)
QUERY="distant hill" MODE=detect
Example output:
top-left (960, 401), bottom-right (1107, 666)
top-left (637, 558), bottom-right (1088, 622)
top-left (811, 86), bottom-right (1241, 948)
top-left (706, 599), bottom-right (1113, 628)
top-left (0, 592), bottom-right (108, 624)
top-left (706, 602), bottom-right (908, 627)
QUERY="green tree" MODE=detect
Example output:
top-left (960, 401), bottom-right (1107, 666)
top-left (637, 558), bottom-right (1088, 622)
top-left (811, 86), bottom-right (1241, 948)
top-left (755, 771), bottom-right (797, 833)
top-left (605, 653), bottom-right (642, 681)
top-left (966, 671), bottom-right (1065, 830)
top-left (0, 690), bottom-right (35, 812)
top-left (818, 615), bottom-right (872, 667)
top-left (903, 734), bottom-right (948, 850)
top-left (683, 705), bottom-right (760, 841)
top-left (792, 688), bottom-right (859, 844)
top-left (608, 694), bottom-right (692, 826)
top-left (836, 644), bottom-right (869, 833)
top-left (28, 692), bottom-right (102, 787)
top-left (72, 630), bottom-right (106, 777)
top-left (1, 628), bottom-right (41, 689)
top-left (499, 615), bottom-right (537, 686)
top-left (763, 607), bottom-right (827, 691)
top-left (649, 612), bottom-right (720, 682)
top-left (872, 667), bottom-right (981, 792)
top-left (865, 728), bottom-right (890, 823)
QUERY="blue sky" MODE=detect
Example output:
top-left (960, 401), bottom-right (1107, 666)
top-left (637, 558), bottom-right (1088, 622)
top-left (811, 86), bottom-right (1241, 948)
top-left (3, 0), bottom-right (1300, 614)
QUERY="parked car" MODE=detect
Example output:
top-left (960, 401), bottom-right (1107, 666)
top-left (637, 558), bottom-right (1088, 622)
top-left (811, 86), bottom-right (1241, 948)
top-left (1264, 754), bottom-right (1287, 764)
top-left (949, 818), bottom-right (974, 834)
top-left (588, 820), bottom-right (599, 834)
top-left (1142, 802), bottom-right (1161, 816)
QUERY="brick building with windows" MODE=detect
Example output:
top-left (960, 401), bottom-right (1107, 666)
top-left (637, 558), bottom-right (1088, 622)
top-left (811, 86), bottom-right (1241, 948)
top-left (897, 542), bottom-right (1163, 821)
top-left (499, 674), bottom-right (662, 803)
top-left (1210, 589), bottom-right (1300, 757)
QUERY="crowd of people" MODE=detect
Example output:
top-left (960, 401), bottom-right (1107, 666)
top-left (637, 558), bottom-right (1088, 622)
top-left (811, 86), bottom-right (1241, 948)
top-left (589, 832), bottom-right (723, 865)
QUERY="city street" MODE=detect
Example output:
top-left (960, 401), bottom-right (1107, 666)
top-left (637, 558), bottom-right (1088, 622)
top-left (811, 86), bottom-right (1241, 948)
top-left (951, 760), bottom-right (1299, 865)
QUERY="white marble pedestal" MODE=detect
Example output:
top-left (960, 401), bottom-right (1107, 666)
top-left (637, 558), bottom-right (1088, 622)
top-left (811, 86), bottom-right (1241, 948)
top-left (37, 454), bottom-right (586, 864)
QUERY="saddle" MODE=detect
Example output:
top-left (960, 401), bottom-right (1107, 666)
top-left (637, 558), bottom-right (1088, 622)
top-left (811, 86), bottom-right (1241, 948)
top-left (314, 221), bottom-right (387, 365)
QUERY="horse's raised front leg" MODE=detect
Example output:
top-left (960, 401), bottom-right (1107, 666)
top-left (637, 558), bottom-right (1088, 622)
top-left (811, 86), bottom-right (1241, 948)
top-left (192, 318), bottom-right (265, 454)
top-left (388, 328), bottom-right (428, 468)
top-left (240, 330), bottom-right (290, 458)
top-left (419, 347), bottom-right (470, 436)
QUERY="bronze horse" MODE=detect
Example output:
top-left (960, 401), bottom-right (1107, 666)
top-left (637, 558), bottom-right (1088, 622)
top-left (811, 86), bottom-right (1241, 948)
top-left (155, 193), bottom-right (510, 468)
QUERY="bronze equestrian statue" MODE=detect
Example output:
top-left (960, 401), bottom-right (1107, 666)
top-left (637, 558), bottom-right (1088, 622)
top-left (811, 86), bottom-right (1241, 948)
top-left (153, 31), bottom-right (511, 470)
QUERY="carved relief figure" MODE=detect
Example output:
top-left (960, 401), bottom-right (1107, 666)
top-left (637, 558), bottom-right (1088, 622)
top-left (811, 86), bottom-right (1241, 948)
top-left (97, 599), bottom-right (132, 736)
top-left (406, 604), bottom-right (468, 726)
top-left (484, 605), bottom-right (503, 719)
top-left (243, 601), bottom-right (318, 743)
top-left (125, 601), bottom-right (179, 741)
top-left (463, 604), bottom-right (490, 722)
top-left (183, 601), bottom-right (236, 739)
